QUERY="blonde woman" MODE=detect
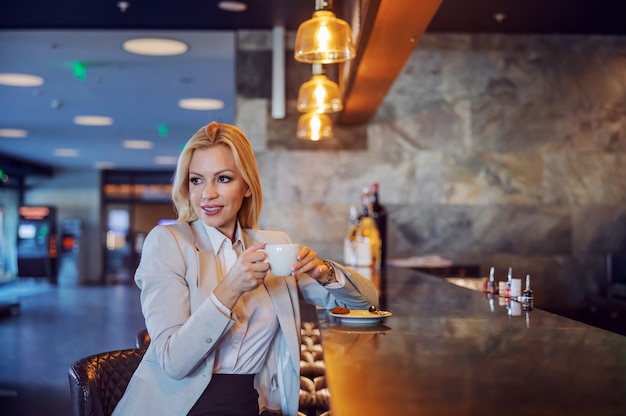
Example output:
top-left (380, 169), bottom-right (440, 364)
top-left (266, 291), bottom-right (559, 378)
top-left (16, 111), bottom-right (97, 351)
top-left (113, 122), bottom-right (378, 416)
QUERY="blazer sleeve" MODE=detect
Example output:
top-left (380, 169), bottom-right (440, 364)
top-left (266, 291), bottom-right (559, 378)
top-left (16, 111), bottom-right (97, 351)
top-left (136, 225), bottom-right (235, 380)
top-left (297, 261), bottom-right (380, 310)
top-left (246, 228), bottom-right (380, 310)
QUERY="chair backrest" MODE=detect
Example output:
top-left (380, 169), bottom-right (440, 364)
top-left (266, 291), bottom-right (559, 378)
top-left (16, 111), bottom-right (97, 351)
top-left (68, 348), bottom-right (145, 416)
top-left (135, 328), bottom-right (151, 349)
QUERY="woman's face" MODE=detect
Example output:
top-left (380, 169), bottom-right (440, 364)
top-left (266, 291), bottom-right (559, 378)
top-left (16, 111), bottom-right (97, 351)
top-left (189, 145), bottom-right (251, 239)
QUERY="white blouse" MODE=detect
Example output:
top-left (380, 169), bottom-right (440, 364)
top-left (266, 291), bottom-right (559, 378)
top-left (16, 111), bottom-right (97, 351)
top-left (202, 222), bottom-right (279, 375)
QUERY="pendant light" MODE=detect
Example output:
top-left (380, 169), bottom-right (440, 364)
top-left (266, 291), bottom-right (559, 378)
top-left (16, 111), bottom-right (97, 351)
top-left (294, 0), bottom-right (356, 64)
top-left (297, 64), bottom-right (343, 114)
top-left (297, 112), bottom-right (334, 141)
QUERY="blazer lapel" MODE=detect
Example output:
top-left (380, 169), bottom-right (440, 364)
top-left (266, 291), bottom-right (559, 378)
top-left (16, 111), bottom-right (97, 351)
top-left (188, 220), bottom-right (221, 298)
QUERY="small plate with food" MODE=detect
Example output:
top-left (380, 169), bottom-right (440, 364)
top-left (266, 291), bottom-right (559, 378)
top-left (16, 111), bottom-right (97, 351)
top-left (329, 306), bottom-right (392, 326)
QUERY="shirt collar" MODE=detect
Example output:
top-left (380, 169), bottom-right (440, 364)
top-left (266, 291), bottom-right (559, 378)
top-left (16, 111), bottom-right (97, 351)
top-left (202, 221), bottom-right (245, 252)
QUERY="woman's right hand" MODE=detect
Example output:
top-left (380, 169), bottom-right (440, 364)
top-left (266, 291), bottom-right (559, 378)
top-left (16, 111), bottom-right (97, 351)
top-left (213, 242), bottom-right (269, 310)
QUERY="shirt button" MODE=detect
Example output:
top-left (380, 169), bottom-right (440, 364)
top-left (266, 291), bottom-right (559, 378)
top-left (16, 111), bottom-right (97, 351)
top-left (232, 345), bottom-right (238, 349)
top-left (205, 337), bottom-right (213, 344)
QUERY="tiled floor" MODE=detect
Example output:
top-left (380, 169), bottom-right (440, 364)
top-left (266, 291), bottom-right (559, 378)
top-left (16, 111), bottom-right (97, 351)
top-left (0, 280), bottom-right (145, 416)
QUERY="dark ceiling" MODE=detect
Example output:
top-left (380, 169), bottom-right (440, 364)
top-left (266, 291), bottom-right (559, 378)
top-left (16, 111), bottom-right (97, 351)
top-left (3, 0), bottom-right (625, 35)
top-left (1, 0), bottom-right (625, 175)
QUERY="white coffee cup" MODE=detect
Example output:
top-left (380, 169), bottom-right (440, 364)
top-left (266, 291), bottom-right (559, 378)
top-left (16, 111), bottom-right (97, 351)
top-left (264, 244), bottom-right (300, 276)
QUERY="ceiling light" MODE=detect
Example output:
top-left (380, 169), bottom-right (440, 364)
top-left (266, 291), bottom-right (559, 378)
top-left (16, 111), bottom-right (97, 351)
top-left (123, 140), bottom-right (153, 149)
top-left (218, 1), bottom-right (247, 12)
top-left (297, 63), bottom-right (342, 113)
top-left (117, 1), bottom-right (130, 12)
top-left (294, 0), bottom-right (356, 64)
top-left (73, 116), bottom-right (113, 126)
top-left (178, 98), bottom-right (225, 110)
top-left (0, 128), bottom-right (28, 138)
top-left (123, 38), bottom-right (188, 56)
top-left (0, 73), bottom-right (44, 87)
top-left (94, 161), bottom-right (115, 170)
top-left (297, 112), bottom-right (333, 141)
top-left (154, 156), bottom-right (178, 165)
top-left (54, 148), bottom-right (79, 157)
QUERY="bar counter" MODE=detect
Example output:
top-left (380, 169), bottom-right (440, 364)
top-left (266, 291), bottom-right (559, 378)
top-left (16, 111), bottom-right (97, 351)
top-left (317, 266), bottom-right (626, 416)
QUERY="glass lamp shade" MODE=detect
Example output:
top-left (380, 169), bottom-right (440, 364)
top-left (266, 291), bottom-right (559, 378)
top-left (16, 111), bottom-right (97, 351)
top-left (297, 112), bottom-right (334, 141)
top-left (297, 74), bottom-right (343, 113)
top-left (294, 10), bottom-right (356, 64)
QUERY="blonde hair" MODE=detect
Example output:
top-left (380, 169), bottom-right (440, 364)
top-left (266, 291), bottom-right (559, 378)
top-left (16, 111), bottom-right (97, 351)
top-left (171, 122), bottom-right (262, 229)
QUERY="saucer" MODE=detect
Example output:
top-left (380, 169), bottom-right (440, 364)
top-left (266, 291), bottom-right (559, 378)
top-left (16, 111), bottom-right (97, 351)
top-left (329, 323), bottom-right (391, 334)
top-left (329, 309), bottom-right (392, 326)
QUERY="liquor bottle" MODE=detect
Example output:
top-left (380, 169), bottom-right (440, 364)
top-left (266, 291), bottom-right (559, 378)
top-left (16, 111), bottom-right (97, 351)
top-left (370, 182), bottom-right (388, 267)
top-left (342, 206), bottom-right (359, 266)
top-left (355, 187), bottom-right (381, 267)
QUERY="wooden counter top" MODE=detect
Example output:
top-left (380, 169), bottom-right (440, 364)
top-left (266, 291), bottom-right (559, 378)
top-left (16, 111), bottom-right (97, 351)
top-left (317, 267), bottom-right (626, 416)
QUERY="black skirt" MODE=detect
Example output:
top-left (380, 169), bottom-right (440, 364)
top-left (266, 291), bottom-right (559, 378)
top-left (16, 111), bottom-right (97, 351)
top-left (187, 374), bottom-right (259, 416)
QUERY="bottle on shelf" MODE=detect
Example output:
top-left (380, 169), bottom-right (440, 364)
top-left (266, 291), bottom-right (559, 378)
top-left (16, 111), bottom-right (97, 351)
top-left (354, 187), bottom-right (381, 268)
top-left (369, 182), bottom-right (387, 267)
top-left (343, 205), bottom-right (359, 266)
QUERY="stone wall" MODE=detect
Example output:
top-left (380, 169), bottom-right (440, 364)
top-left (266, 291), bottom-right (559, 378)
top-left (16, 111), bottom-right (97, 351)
top-left (235, 31), bottom-right (626, 317)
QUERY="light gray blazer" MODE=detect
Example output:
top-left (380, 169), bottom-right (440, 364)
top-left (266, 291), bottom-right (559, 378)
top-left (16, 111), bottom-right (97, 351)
top-left (112, 220), bottom-right (379, 416)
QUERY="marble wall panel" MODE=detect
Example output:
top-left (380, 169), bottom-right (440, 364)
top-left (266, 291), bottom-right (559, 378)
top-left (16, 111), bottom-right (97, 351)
top-left (382, 100), bottom-right (470, 153)
top-left (236, 98), bottom-right (268, 151)
top-left (470, 205), bottom-right (571, 255)
top-left (391, 205), bottom-right (476, 255)
top-left (572, 206), bottom-right (626, 254)
top-left (235, 31), bottom-right (626, 318)
top-left (442, 152), bottom-right (543, 205)
top-left (390, 204), bottom-right (570, 257)
top-left (366, 122), bottom-right (446, 205)
top-left (237, 49), bottom-right (272, 99)
top-left (543, 153), bottom-right (623, 205)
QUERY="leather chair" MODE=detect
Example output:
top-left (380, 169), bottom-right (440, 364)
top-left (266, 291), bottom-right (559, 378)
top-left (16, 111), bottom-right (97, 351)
top-left (68, 348), bottom-right (145, 416)
top-left (69, 325), bottom-right (329, 416)
top-left (135, 328), bottom-right (151, 349)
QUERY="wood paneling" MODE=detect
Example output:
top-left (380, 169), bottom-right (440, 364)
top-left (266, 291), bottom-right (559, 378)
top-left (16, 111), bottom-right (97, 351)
top-left (338, 0), bottom-right (443, 125)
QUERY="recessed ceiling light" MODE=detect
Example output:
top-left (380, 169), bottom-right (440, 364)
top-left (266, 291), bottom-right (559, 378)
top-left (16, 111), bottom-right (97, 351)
top-left (0, 73), bottom-right (44, 87)
top-left (218, 1), bottom-right (247, 12)
top-left (0, 128), bottom-right (28, 138)
top-left (94, 161), bottom-right (115, 170)
top-left (123, 140), bottom-right (154, 149)
top-left (54, 148), bottom-right (80, 157)
top-left (73, 116), bottom-right (114, 126)
top-left (154, 156), bottom-right (178, 165)
top-left (123, 38), bottom-right (188, 56)
top-left (178, 98), bottom-right (225, 110)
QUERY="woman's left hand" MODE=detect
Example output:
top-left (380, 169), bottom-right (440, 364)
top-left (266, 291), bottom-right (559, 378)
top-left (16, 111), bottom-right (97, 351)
top-left (291, 246), bottom-right (332, 283)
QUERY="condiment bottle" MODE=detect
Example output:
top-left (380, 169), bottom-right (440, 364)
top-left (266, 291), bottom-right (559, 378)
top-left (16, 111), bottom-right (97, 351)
top-left (487, 266), bottom-right (497, 294)
top-left (521, 274), bottom-right (533, 308)
top-left (504, 267), bottom-right (512, 298)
